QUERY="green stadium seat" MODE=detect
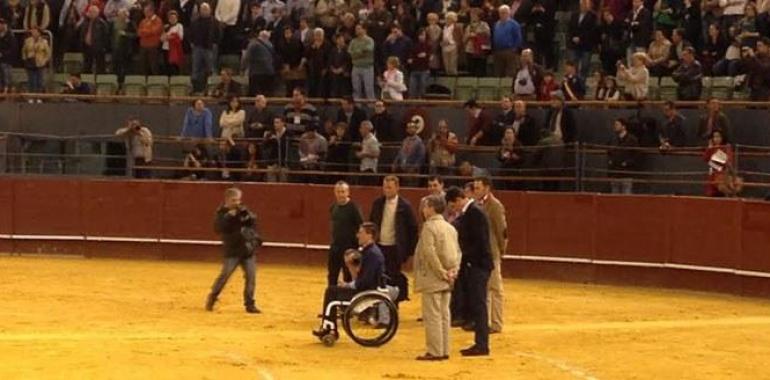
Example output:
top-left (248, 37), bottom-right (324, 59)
top-left (477, 77), bottom-right (501, 101)
top-left (710, 76), bottom-right (734, 100)
top-left (169, 75), bottom-right (192, 98)
top-left (146, 76), bottom-right (169, 97)
top-left (11, 68), bottom-right (28, 92)
top-left (499, 77), bottom-right (513, 93)
top-left (50, 73), bottom-right (69, 92)
top-left (455, 77), bottom-right (478, 101)
top-left (647, 77), bottom-right (660, 100)
top-left (206, 75), bottom-right (222, 95)
top-left (95, 74), bottom-right (118, 96)
top-left (658, 77), bottom-right (677, 100)
top-left (123, 75), bottom-right (146, 97)
top-left (63, 53), bottom-right (84, 74)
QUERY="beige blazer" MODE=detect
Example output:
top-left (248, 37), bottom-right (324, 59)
top-left (413, 214), bottom-right (461, 294)
top-left (480, 193), bottom-right (508, 261)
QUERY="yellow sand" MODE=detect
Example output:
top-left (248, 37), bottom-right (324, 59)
top-left (1, 255), bottom-right (770, 380)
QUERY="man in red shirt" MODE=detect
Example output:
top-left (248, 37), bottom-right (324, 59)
top-left (137, 3), bottom-right (163, 75)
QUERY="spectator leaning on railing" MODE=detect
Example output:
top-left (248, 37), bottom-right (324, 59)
top-left (115, 117), bottom-right (153, 179)
top-left (392, 118), bottom-right (426, 185)
top-left (671, 46), bottom-right (703, 101)
top-left (607, 118), bottom-right (639, 195)
top-left (245, 94), bottom-right (274, 139)
top-left (659, 101), bottom-right (687, 150)
top-left (181, 98), bottom-right (214, 139)
top-left (428, 119), bottom-right (458, 176)
top-left (355, 120), bottom-right (380, 185)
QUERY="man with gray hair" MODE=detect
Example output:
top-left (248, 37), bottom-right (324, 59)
top-left (306, 27), bottom-right (331, 97)
top-left (414, 194), bottom-right (461, 361)
top-left (492, 5), bottom-right (522, 77)
top-left (206, 188), bottom-right (262, 314)
top-left (513, 48), bottom-right (544, 99)
top-left (243, 30), bottom-right (276, 96)
top-left (355, 120), bottom-right (380, 185)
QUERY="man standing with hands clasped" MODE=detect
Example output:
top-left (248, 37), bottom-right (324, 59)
top-left (327, 181), bottom-right (363, 286)
top-left (414, 195), bottom-right (461, 361)
top-left (445, 186), bottom-right (493, 356)
top-left (206, 188), bottom-right (262, 314)
top-left (473, 177), bottom-right (507, 334)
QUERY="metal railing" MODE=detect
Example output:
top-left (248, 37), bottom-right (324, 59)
top-left (2, 132), bottom-right (770, 198)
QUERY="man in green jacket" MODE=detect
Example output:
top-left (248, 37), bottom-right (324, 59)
top-left (348, 24), bottom-right (376, 99)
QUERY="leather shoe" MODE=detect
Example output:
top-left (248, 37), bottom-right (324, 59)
top-left (312, 328), bottom-right (330, 338)
top-left (416, 353), bottom-right (445, 361)
top-left (245, 305), bottom-right (261, 314)
top-left (460, 346), bottom-right (490, 357)
top-left (451, 319), bottom-right (466, 328)
top-left (461, 322), bottom-right (476, 331)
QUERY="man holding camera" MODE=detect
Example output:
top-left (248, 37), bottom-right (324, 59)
top-left (115, 117), bottom-right (153, 179)
top-left (206, 188), bottom-right (262, 314)
top-left (741, 37), bottom-right (770, 101)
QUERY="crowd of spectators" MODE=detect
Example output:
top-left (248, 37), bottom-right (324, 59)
top-left (1, 0), bottom-right (770, 101)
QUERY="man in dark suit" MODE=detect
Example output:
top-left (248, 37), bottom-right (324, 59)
top-left (370, 175), bottom-right (418, 302)
top-left (513, 100), bottom-right (542, 147)
top-left (445, 186), bottom-right (493, 356)
top-left (566, 0), bottom-right (598, 79)
top-left (337, 96), bottom-right (368, 142)
top-left (625, 0), bottom-right (652, 61)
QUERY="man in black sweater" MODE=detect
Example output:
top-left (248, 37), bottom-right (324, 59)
top-left (206, 188), bottom-right (262, 314)
top-left (445, 186), bottom-right (493, 356)
top-left (313, 222), bottom-right (385, 337)
top-left (328, 181), bottom-right (363, 286)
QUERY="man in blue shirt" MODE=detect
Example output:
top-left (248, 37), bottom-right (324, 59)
top-left (313, 222), bottom-right (385, 337)
top-left (492, 5), bottom-right (522, 77)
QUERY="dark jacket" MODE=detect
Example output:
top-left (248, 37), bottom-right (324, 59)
top-left (355, 243), bottom-right (386, 291)
top-left (214, 206), bottom-right (258, 258)
top-left (544, 106), bottom-right (576, 143)
top-left (189, 16), bottom-right (221, 49)
top-left (561, 74), bottom-right (586, 100)
top-left (742, 53), bottom-right (770, 101)
top-left (244, 38), bottom-right (275, 76)
top-left (698, 111), bottom-right (730, 141)
top-left (371, 111), bottom-right (397, 142)
top-left (304, 41), bottom-right (331, 77)
top-left (454, 201), bottom-right (493, 271)
top-left (671, 60), bottom-right (703, 100)
top-left (245, 107), bottom-right (275, 138)
top-left (660, 113), bottom-right (687, 147)
top-left (262, 129), bottom-right (290, 165)
top-left (515, 114), bottom-right (542, 146)
top-left (492, 109), bottom-right (515, 143)
top-left (567, 10), bottom-right (598, 52)
top-left (0, 30), bottom-right (18, 64)
top-left (79, 17), bottom-right (110, 53)
top-left (337, 106), bottom-right (368, 142)
top-left (626, 6), bottom-right (652, 48)
top-left (369, 195), bottom-right (418, 261)
top-left (608, 132), bottom-right (640, 176)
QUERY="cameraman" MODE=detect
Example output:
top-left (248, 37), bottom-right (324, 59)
top-left (115, 117), bottom-right (153, 178)
top-left (206, 187), bottom-right (262, 314)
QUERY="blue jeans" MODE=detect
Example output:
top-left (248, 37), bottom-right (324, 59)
top-left (0, 63), bottom-right (11, 90)
top-left (568, 49), bottom-right (592, 79)
top-left (26, 68), bottom-right (44, 93)
top-left (351, 66), bottom-right (375, 99)
top-left (192, 46), bottom-right (215, 92)
top-left (409, 70), bottom-right (429, 98)
top-left (209, 255), bottom-right (256, 307)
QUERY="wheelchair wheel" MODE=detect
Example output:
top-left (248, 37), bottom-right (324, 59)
top-left (321, 331), bottom-right (339, 347)
top-left (341, 291), bottom-right (399, 347)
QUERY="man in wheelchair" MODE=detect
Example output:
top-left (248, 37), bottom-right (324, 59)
top-left (313, 222), bottom-right (386, 338)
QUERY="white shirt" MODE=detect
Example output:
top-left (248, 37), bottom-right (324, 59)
top-left (720, 0), bottom-right (746, 16)
top-left (215, 0), bottom-right (241, 26)
top-left (461, 198), bottom-right (474, 215)
top-left (379, 196), bottom-right (398, 246)
top-left (162, 23), bottom-right (184, 50)
top-left (514, 66), bottom-right (535, 95)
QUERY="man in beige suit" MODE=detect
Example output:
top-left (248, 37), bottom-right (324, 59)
top-left (473, 177), bottom-right (507, 334)
top-left (414, 195), bottom-right (462, 361)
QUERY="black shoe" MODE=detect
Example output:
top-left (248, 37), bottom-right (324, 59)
top-left (416, 317), bottom-right (423, 322)
top-left (312, 328), bottom-right (330, 338)
top-left (461, 322), bottom-right (476, 331)
top-left (245, 305), bottom-right (261, 314)
top-left (451, 319), bottom-right (466, 328)
top-left (205, 295), bottom-right (216, 311)
top-left (460, 346), bottom-right (489, 357)
top-left (416, 353), bottom-right (445, 361)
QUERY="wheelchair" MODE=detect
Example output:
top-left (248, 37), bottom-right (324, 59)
top-left (317, 285), bottom-right (400, 347)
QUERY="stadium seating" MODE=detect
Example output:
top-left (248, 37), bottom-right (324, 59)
top-left (169, 76), bottom-right (192, 97)
top-left (146, 76), bottom-right (170, 97)
top-left (123, 75), bottom-right (146, 97)
top-left (95, 75), bottom-right (119, 96)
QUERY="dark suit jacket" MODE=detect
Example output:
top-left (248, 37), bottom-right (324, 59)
top-left (455, 202), bottom-right (493, 271)
top-left (545, 107), bottom-right (576, 143)
top-left (369, 195), bottom-right (418, 261)
top-left (338, 107), bottom-right (368, 142)
top-left (626, 6), bottom-right (652, 48)
top-left (567, 11), bottom-right (598, 52)
top-left (79, 18), bottom-right (110, 53)
top-left (516, 114), bottom-right (542, 146)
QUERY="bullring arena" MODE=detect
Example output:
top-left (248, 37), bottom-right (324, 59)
top-left (2, 178), bottom-right (770, 379)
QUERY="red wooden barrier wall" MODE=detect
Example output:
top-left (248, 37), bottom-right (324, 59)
top-left (1, 177), bottom-right (768, 297)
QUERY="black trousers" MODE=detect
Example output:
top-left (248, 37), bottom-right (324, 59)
top-left (450, 266), bottom-right (470, 321)
top-left (466, 265), bottom-right (490, 350)
top-left (380, 245), bottom-right (408, 302)
top-left (83, 48), bottom-right (105, 74)
top-left (321, 285), bottom-right (358, 330)
top-left (327, 246), bottom-right (353, 286)
top-left (249, 74), bottom-right (275, 97)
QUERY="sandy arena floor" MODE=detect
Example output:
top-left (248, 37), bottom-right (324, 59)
top-left (2, 255), bottom-right (770, 380)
